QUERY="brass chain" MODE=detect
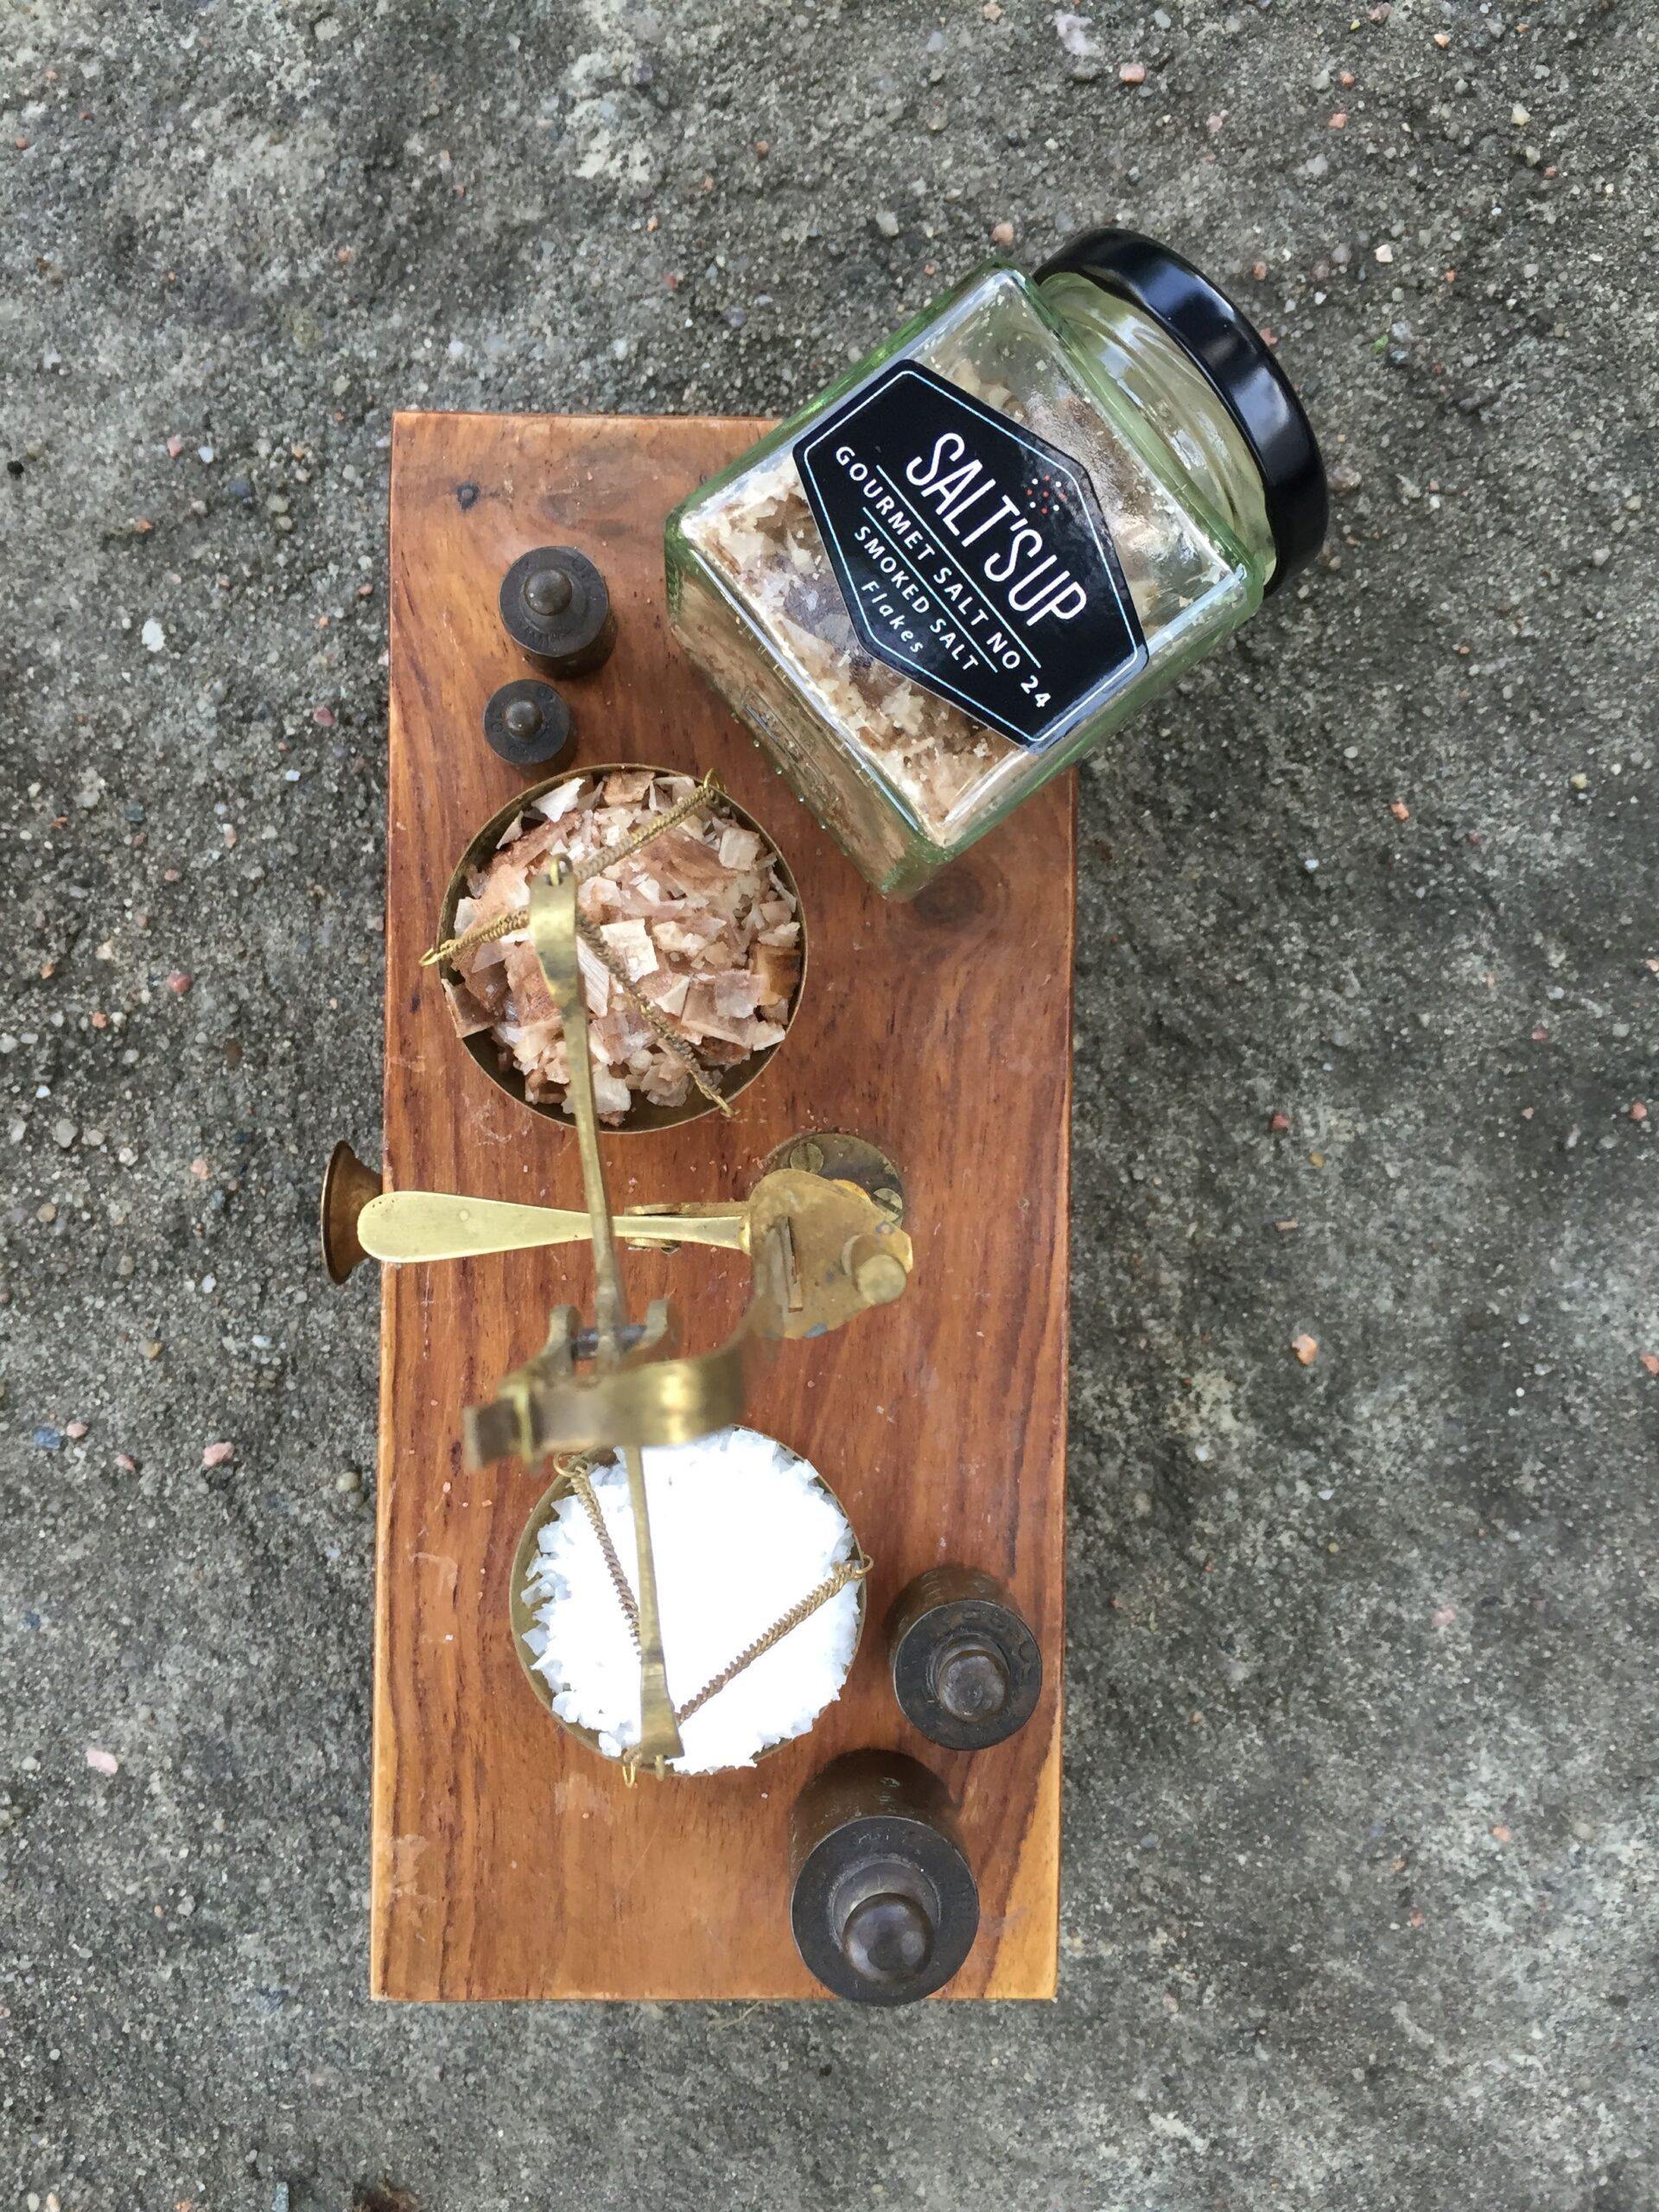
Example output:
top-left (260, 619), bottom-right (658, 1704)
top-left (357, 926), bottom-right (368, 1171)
top-left (420, 771), bottom-right (724, 968)
top-left (672, 1551), bottom-right (873, 1727)
top-left (571, 910), bottom-right (732, 1117)
top-left (570, 769), bottom-right (725, 886)
top-left (557, 1455), bottom-right (872, 1779)
top-left (564, 1460), bottom-right (641, 1644)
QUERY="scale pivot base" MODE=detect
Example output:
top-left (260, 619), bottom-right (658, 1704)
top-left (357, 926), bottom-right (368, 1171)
top-left (761, 1131), bottom-right (906, 1226)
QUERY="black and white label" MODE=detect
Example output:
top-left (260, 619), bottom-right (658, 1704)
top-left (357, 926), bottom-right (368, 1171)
top-left (793, 358), bottom-right (1147, 750)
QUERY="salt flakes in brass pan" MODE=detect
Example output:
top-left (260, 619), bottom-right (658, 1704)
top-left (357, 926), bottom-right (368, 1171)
top-left (512, 1428), bottom-right (870, 1777)
top-left (427, 767), bottom-right (804, 1125)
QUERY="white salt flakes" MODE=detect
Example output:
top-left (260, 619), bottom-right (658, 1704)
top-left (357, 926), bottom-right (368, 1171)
top-left (533, 775), bottom-right (585, 822)
top-left (521, 1426), bottom-right (861, 1774)
top-left (717, 823), bottom-right (762, 871)
top-left (598, 917), bottom-right (656, 981)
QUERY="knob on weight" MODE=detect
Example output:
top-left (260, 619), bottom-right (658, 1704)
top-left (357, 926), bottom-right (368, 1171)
top-left (887, 1567), bottom-right (1042, 1751)
top-left (789, 1750), bottom-right (978, 2005)
top-left (499, 545), bottom-right (615, 675)
top-left (841, 1890), bottom-right (933, 1985)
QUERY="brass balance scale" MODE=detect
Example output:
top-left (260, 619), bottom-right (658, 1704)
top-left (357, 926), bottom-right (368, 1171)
top-left (325, 822), bottom-right (993, 2002)
top-left (326, 848), bottom-right (914, 1779)
top-left (332, 410), bottom-right (1070, 2005)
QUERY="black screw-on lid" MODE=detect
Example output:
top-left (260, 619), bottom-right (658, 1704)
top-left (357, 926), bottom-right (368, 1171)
top-left (1035, 226), bottom-right (1328, 594)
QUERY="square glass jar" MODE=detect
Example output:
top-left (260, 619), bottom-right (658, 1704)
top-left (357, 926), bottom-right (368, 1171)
top-left (667, 230), bottom-right (1325, 897)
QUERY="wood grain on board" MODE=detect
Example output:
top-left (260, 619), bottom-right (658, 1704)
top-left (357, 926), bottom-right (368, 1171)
top-left (374, 409), bottom-right (1072, 2000)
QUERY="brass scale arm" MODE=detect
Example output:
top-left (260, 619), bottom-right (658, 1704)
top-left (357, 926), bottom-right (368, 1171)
top-left (330, 861), bottom-right (914, 1776)
top-left (355, 1189), bottom-right (749, 1265)
top-left (531, 865), bottom-right (683, 1767)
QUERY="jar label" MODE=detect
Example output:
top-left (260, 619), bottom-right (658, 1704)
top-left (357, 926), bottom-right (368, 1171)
top-left (794, 358), bottom-right (1147, 750)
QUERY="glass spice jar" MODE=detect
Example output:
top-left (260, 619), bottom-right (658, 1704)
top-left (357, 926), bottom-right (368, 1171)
top-left (666, 227), bottom-right (1328, 898)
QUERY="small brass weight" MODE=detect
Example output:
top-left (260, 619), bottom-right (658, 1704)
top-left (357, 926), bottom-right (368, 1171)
top-left (887, 1567), bottom-right (1042, 1752)
top-left (322, 858), bottom-right (914, 1779)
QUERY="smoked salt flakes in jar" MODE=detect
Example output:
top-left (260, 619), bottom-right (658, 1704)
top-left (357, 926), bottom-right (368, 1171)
top-left (666, 227), bottom-right (1328, 898)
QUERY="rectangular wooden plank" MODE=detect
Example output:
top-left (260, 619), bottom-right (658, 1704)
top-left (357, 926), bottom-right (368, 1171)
top-left (374, 409), bottom-right (1071, 2000)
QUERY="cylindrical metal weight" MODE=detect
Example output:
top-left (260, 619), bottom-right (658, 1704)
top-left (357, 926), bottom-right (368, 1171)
top-left (887, 1567), bottom-right (1042, 1751)
top-left (789, 1750), bottom-right (978, 2005)
top-left (482, 678), bottom-right (573, 770)
top-left (499, 546), bottom-right (615, 674)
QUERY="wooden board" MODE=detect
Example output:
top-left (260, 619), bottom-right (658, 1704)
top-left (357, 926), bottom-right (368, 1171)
top-left (375, 410), bottom-right (1072, 2000)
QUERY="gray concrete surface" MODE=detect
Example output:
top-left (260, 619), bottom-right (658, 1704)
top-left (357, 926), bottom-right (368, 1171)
top-left (3, 0), bottom-right (1656, 2205)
